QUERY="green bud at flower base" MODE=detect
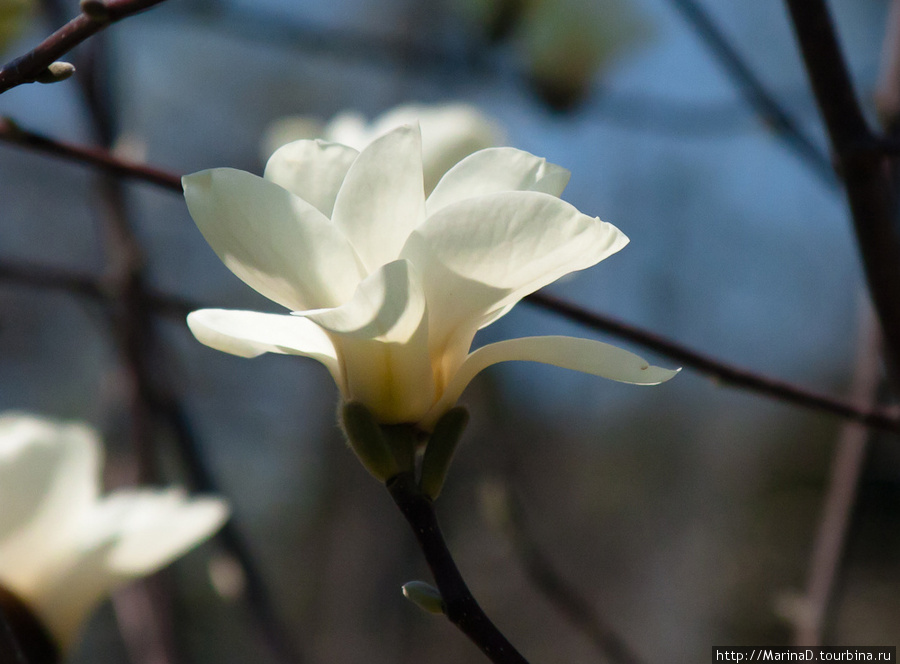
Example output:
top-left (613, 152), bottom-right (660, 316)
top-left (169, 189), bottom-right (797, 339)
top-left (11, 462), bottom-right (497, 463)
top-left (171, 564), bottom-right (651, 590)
top-left (419, 407), bottom-right (469, 500)
top-left (340, 402), bottom-right (401, 482)
top-left (401, 581), bottom-right (445, 615)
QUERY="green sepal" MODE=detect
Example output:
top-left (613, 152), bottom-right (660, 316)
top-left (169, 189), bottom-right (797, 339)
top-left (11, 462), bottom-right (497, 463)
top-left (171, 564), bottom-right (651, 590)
top-left (401, 580), bottom-right (445, 615)
top-left (419, 406), bottom-right (469, 500)
top-left (340, 402), bottom-right (399, 482)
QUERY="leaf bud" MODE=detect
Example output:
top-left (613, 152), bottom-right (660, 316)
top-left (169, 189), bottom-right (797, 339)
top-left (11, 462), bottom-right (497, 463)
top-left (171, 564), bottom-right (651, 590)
top-left (35, 62), bottom-right (75, 84)
top-left (401, 581), bottom-right (445, 615)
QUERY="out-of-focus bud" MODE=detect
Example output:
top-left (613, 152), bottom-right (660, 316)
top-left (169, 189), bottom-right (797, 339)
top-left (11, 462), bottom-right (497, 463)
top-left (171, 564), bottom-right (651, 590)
top-left (518, 0), bottom-right (649, 111)
top-left (401, 580), bottom-right (445, 615)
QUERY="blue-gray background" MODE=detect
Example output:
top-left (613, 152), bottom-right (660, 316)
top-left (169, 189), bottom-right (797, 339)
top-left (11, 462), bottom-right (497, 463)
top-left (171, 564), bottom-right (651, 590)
top-left (1, 0), bottom-right (898, 661)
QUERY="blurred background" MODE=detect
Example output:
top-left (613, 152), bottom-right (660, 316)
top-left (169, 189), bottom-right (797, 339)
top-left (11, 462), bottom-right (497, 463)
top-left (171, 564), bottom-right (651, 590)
top-left (1, 0), bottom-right (898, 661)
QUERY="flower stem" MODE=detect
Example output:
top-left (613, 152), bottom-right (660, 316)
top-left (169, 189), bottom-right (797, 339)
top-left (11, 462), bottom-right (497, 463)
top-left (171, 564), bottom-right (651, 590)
top-left (386, 472), bottom-right (530, 664)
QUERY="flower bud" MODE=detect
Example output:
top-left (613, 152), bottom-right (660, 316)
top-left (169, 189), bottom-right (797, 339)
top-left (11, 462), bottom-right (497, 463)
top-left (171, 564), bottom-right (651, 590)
top-left (419, 406), bottom-right (469, 499)
top-left (401, 581), bottom-right (445, 615)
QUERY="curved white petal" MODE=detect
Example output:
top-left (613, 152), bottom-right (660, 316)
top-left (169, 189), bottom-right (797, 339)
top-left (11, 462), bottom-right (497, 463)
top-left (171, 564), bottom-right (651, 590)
top-left (0, 416), bottom-right (99, 583)
top-left (26, 490), bottom-right (227, 648)
top-left (369, 104), bottom-right (501, 194)
top-left (184, 168), bottom-right (364, 310)
top-left (100, 490), bottom-right (228, 574)
top-left (330, 125), bottom-right (426, 272)
top-left (426, 147), bottom-right (571, 216)
top-left (187, 309), bottom-right (343, 391)
top-left (300, 261), bottom-right (435, 423)
top-left (264, 139), bottom-right (359, 218)
top-left (424, 336), bottom-right (680, 427)
top-left (402, 191), bottom-right (628, 377)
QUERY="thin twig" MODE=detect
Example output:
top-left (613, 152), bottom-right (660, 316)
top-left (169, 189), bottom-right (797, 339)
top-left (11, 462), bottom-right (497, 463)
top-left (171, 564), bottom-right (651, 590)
top-left (387, 472), bottom-right (530, 664)
top-left (526, 292), bottom-right (900, 434)
top-left (0, 258), bottom-right (197, 318)
top-left (792, 306), bottom-right (881, 646)
top-left (875, 0), bottom-right (900, 131)
top-left (667, 0), bottom-right (836, 187)
top-left (493, 484), bottom-right (645, 664)
top-left (60, 12), bottom-right (181, 661)
top-left (0, 0), bottom-right (171, 94)
top-left (785, 0), bottom-right (900, 390)
top-left (0, 118), bottom-right (182, 191)
top-left (3, 122), bottom-right (900, 433)
top-left (153, 398), bottom-right (305, 664)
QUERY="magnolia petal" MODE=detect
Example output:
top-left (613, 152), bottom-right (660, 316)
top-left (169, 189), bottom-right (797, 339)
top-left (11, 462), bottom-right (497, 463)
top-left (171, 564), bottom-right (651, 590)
top-left (28, 490), bottom-right (228, 648)
top-left (0, 416), bottom-right (100, 581)
top-left (370, 104), bottom-right (501, 194)
top-left (187, 309), bottom-right (343, 391)
top-left (100, 490), bottom-right (228, 574)
top-left (426, 147), bottom-right (571, 216)
top-left (264, 139), bottom-right (359, 218)
top-left (424, 336), bottom-right (679, 427)
top-left (402, 191), bottom-right (628, 371)
top-left (184, 168), bottom-right (364, 310)
top-left (300, 261), bottom-right (435, 423)
top-left (330, 125), bottom-right (426, 272)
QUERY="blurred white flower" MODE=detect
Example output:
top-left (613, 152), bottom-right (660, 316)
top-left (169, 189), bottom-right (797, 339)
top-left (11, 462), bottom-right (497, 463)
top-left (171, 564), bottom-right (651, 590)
top-left (0, 413), bottom-right (228, 650)
top-left (263, 103), bottom-right (503, 194)
top-left (184, 125), bottom-right (677, 428)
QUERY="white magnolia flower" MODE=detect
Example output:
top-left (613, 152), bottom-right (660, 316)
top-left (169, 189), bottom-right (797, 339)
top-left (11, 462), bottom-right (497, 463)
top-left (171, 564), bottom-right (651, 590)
top-left (0, 413), bottom-right (228, 650)
top-left (185, 124), bottom-right (677, 428)
top-left (263, 103), bottom-right (503, 194)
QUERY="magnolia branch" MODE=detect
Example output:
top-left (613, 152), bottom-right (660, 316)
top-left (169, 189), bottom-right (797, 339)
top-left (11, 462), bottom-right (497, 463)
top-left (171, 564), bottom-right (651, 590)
top-left (0, 118), bottom-right (180, 190)
top-left (667, 0), bottom-right (835, 187)
top-left (0, 0), bottom-right (171, 94)
top-left (387, 472), bottom-right (530, 664)
top-left (527, 293), bottom-right (900, 433)
top-left (785, 0), bottom-right (900, 387)
top-left (2, 121), bottom-right (899, 434)
top-left (491, 483), bottom-right (645, 664)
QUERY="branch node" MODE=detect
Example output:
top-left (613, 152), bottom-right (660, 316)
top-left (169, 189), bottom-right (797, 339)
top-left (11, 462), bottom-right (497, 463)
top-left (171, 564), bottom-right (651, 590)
top-left (80, 0), bottom-right (112, 22)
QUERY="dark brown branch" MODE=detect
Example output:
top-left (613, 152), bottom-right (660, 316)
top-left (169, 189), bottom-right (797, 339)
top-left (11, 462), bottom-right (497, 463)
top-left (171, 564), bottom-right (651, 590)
top-left (0, 0), bottom-right (171, 94)
top-left (0, 258), bottom-right (197, 318)
top-left (0, 118), bottom-right (181, 191)
top-left (387, 472), bottom-right (529, 664)
top-left (668, 0), bottom-right (836, 187)
top-left (793, 308), bottom-right (880, 646)
top-left (496, 486), bottom-right (644, 664)
top-left (4, 123), bottom-right (900, 434)
top-left (526, 293), bottom-right (900, 434)
top-left (784, 0), bottom-right (900, 387)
